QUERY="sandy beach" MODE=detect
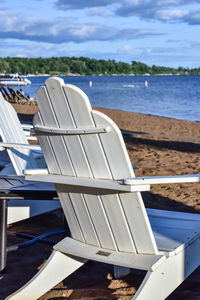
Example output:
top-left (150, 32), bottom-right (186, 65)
top-left (1, 107), bottom-right (200, 300)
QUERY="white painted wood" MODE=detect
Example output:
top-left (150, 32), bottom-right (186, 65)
top-left (92, 110), bottom-right (133, 179)
top-left (92, 109), bottom-right (158, 253)
top-left (148, 207), bottom-right (200, 221)
top-left (62, 83), bottom-right (131, 251)
top-left (0, 93), bottom-right (60, 222)
top-left (34, 80), bottom-right (120, 248)
top-left (7, 206), bottom-right (30, 224)
top-left (124, 174), bottom-right (200, 185)
top-left (7, 200), bottom-right (59, 224)
top-left (133, 235), bottom-right (200, 299)
top-left (35, 82), bottom-right (96, 245)
top-left (59, 81), bottom-right (138, 251)
top-left (10, 77), bottom-right (200, 300)
top-left (26, 136), bottom-right (37, 141)
top-left (34, 112), bottom-right (61, 174)
top-left (148, 208), bottom-right (200, 255)
top-left (24, 168), bottom-right (48, 175)
top-left (8, 233), bottom-right (200, 300)
top-left (0, 93), bottom-right (37, 174)
top-left (35, 124), bottom-right (110, 135)
top-left (21, 124), bottom-right (34, 130)
top-left (54, 237), bottom-right (165, 272)
top-left (25, 173), bottom-right (151, 193)
top-left (62, 84), bottom-right (113, 179)
top-left (33, 77), bottom-right (158, 254)
top-left (6, 251), bottom-right (87, 300)
top-left (0, 142), bottom-right (40, 151)
top-left (36, 84), bottom-right (90, 177)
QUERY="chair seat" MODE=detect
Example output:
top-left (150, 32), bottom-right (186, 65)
top-left (148, 208), bottom-right (200, 255)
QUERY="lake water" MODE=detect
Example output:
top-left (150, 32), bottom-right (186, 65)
top-left (20, 75), bottom-right (200, 122)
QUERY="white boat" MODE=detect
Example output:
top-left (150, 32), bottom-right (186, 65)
top-left (0, 73), bottom-right (31, 86)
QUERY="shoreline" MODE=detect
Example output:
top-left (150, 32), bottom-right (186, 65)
top-left (26, 73), bottom-right (200, 77)
top-left (11, 101), bottom-right (200, 125)
top-left (97, 105), bottom-right (200, 124)
top-left (95, 106), bottom-right (200, 140)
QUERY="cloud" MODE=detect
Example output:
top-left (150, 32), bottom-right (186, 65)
top-left (115, 0), bottom-right (200, 24)
top-left (154, 8), bottom-right (200, 25)
top-left (87, 7), bottom-right (113, 17)
top-left (55, 0), bottom-right (200, 25)
top-left (0, 11), bottom-right (162, 44)
top-left (167, 39), bottom-right (181, 43)
top-left (121, 45), bottom-right (134, 52)
top-left (191, 40), bottom-right (200, 47)
top-left (55, 0), bottom-right (117, 10)
top-left (182, 9), bottom-right (200, 24)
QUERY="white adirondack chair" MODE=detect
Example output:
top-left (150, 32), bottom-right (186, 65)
top-left (6, 77), bottom-right (200, 300)
top-left (0, 92), bottom-right (60, 224)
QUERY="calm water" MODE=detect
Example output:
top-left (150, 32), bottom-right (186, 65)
top-left (20, 75), bottom-right (200, 122)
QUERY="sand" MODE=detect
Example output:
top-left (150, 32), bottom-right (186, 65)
top-left (1, 107), bottom-right (200, 300)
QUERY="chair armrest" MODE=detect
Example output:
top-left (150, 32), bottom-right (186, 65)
top-left (21, 124), bottom-right (34, 130)
top-left (24, 172), bottom-right (150, 193)
top-left (26, 136), bottom-right (38, 141)
top-left (0, 142), bottom-right (41, 151)
top-left (24, 169), bottom-right (49, 175)
top-left (123, 174), bottom-right (200, 185)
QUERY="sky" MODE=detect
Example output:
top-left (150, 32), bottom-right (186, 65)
top-left (0, 0), bottom-right (200, 68)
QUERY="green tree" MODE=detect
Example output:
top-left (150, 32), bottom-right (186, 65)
top-left (0, 59), bottom-right (9, 73)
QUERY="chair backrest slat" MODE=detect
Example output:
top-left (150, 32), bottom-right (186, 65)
top-left (35, 77), bottom-right (158, 254)
top-left (0, 93), bottom-right (37, 174)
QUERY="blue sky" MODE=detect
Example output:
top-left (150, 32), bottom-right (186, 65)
top-left (0, 0), bottom-right (200, 68)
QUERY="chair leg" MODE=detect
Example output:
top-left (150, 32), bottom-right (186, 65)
top-left (132, 269), bottom-right (168, 300)
top-left (6, 250), bottom-right (87, 300)
top-left (132, 252), bottom-right (186, 300)
top-left (132, 237), bottom-right (200, 300)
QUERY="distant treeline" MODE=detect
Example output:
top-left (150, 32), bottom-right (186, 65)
top-left (0, 56), bottom-right (200, 75)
